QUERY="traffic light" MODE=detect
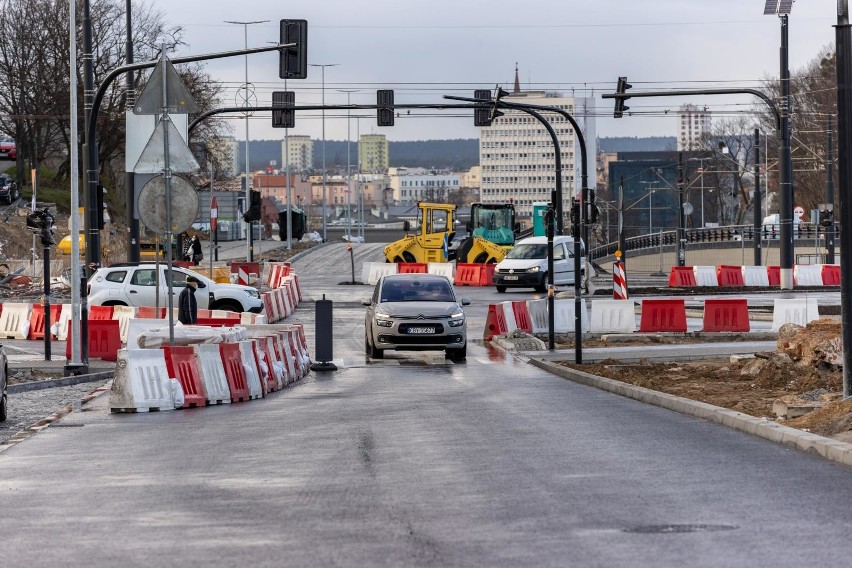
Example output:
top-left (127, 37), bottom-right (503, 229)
top-left (96, 184), bottom-right (107, 229)
top-left (474, 89), bottom-right (495, 126)
top-left (377, 90), bottom-right (394, 127)
top-left (819, 205), bottom-right (834, 227)
top-left (613, 76), bottom-right (632, 118)
top-left (570, 199), bottom-right (581, 227)
top-left (279, 19), bottom-right (308, 80)
top-left (243, 190), bottom-right (261, 222)
top-left (272, 91), bottom-right (295, 128)
top-left (583, 189), bottom-right (600, 224)
top-left (26, 208), bottom-right (55, 247)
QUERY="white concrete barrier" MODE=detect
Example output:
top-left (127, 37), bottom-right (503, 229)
top-left (238, 340), bottom-right (263, 400)
top-left (590, 299), bottom-right (637, 334)
top-left (554, 299), bottom-right (590, 334)
top-left (427, 262), bottom-right (455, 280)
top-left (112, 306), bottom-right (137, 344)
top-left (109, 348), bottom-right (175, 412)
top-left (772, 297), bottom-right (820, 331)
top-left (693, 266), bottom-right (719, 287)
top-left (742, 266), bottom-right (770, 287)
top-left (193, 344), bottom-right (231, 405)
top-left (526, 299), bottom-right (548, 334)
top-left (794, 264), bottom-right (823, 287)
top-left (56, 303), bottom-right (72, 340)
top-left (363, 262), bottom-right (398, 285)
top-left (500, 301), bottom-right (518, 333)
top-left (127, 319), bottom-right (167, 350)
top-left (0, 303), bottom-right (32, 339)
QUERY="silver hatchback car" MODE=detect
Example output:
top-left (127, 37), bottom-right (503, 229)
top-left (363, 274), bottom-right (470, 361)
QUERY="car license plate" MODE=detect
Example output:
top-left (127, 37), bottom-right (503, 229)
top-left (504, 275), bottom-right (518, 281)
top-left (407, 326), bottom-right (435, 334)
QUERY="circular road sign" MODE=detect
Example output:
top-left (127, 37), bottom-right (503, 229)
top-left (138, 175), bottom-right (199, 234)
top-left (794, 205), bottom-right (805, 220)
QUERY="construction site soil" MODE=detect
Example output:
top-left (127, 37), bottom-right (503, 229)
top-left (555, 319), bottom-right (852, 443)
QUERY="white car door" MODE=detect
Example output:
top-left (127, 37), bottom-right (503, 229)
top-left (164, 268), bottom-right (211, 309)
top-left (553, 242), bottom-right (572, 284)
top-left (125, 268), bottom-right (160, 307)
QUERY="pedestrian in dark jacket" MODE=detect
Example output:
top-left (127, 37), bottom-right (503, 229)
top-left (178, 276), bottom-right (200, 324)
top-left (190, 235), bottom-right (203, 266)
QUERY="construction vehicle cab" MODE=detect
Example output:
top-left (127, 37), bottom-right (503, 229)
top-left (454, 202), bottom-right (518, 264)
top-left (384, 202), bottom-right (456, 263)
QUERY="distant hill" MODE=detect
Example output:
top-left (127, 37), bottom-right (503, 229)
top-left (239, 136), bottom-right (675, 172)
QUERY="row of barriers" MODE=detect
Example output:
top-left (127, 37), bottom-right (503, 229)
top-left (109, 324), bottom-right (311, 412)
top-left (485, 297), bottom-right (821, 340)
top-left (668, 264), bottom-right (841, 287)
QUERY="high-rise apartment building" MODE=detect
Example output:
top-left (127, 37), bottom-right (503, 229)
top-left (677, 104), bottom-right (711, 151)
top-left (359, 134), bottom-right (389, 172)
top-left (281, 135), bottom-right (313, 172)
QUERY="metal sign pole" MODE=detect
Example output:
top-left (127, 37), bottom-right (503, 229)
top-left (160, 48), bottom-right (175, 345)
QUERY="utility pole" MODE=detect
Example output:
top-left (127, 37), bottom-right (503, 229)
top-left (754, 129), bottom-right (762, 266)
top-left (677, 151), bottom-right (686, 267)
top-left (125, 0), bottom-right (139, 263)
top-left (826, 115), bottom-right (836, 264)
top-left (836, 0), bottom-right (852, 397)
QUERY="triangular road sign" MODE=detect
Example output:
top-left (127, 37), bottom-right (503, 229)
top-left (133, 119), bottom-right (200, 173)
top-left (133, 57), bottom-right (200, 115)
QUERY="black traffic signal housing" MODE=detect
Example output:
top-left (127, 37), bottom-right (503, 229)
top-left (272, 91), bottom-right (295, 128)
top-left (243, 190), bottom-right (261, 223)
top-left (377, 90), bottom-right (394, 127)
top-left (279, 19), bottom-right (308, 80)
top-left (583, 188), bottom-right (600, 224)
top-left (474, 89), bottom-right (495, 126)
top-left (26, 207), bottom-right (55, 246)
top-left (613, 76), bottom-right (632, 118)
top-left (570, 198), bottom-right (581, 227)
top-left (96, 184), bottom-right (107, 229)
top-left (819, 206), bottom-right (834, 227)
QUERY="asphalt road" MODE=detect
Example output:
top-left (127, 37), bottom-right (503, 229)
top-left (0, 243), bottom-right (851, 567)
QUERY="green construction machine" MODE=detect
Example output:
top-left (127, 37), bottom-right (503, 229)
top-left (454, 202), bottom-right (518, 264)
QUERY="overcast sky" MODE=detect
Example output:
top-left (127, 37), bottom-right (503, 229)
top-left (147, 0), bottom-right (838, 143)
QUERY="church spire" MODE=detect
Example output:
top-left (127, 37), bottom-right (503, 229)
top-left (513, 62), bottom-right (521, 94)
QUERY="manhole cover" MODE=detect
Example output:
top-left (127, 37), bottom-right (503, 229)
top-left (624, 524), bottom-right (738, 534)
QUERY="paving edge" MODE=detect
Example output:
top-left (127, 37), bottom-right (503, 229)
top-left (528, 358), bottom-right (852, 469)
top-left (0, 380), bottom-right (112, 455)
top-left (7, 371), bottom-right (115, 394)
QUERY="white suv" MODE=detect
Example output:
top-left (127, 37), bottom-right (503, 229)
top-left (88, 264), bottom-right (263, 313)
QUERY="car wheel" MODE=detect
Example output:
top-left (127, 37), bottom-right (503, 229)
top-left (496, 285), bottom-right (506, 293)
top-left (214, 301), bottom-right (242, 313)
top-left (0, 394), bottom-right (6, 422)
top-left (366, 333), bottom-right (383, 359)
top-left (446, 344), bottom-right (466, 362)
top-left (534, 273), bottom-right (547, 293)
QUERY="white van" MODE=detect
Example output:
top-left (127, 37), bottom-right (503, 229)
top-left (493, 235), bottom-right (594, 293)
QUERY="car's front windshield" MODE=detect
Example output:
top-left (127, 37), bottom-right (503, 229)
top-left (505, 243), bottom-right (548, 260)
top-left (380, 280), bottom-right (455, 302)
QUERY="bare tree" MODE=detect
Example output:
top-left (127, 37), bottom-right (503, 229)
top-left (698, 116), bottom-right (756, 225)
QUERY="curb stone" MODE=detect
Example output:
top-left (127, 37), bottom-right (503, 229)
top-left (526, 357), bottom-right (852, 470)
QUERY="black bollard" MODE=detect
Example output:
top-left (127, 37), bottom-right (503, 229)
top-left (310, 294), bottom-right (337, 371)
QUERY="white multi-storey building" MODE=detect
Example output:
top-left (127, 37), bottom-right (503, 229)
top-left (677, 104), bottom-right (711, 151)
top-left (359, 134), bottom-right (389, 172)
top-left (387, 167), bottom-right (461, 204)
top-left (281, 135), bottom-right (313, 172)
top-left (479, 87), bottom-right (579, 221)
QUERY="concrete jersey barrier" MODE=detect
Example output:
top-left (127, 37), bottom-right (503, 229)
top-left (590, 299), bottom-right (637, 334)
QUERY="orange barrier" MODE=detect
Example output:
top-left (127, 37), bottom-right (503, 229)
top-left (702, 299), bottom-right (750, 332)
top-left (262, 292), bottom-right (276, 322)
top-left (822, 265), bottom-right (841, 286)
top-left (292, 273), bottom-right (302, 301)
top-left (162, 345), bottom-right (207, 408)
top-left (639, 299), bottom-right (687, 333)
top-left (668, 267), bottom-right (696, 287)
top-left (174, 261), bottom-right (194, 269)
top-left (89, 305), bottom-right (114, 320)
top-left (28, 304), bottom-right (61, 340)
top-left (479, 263), bottom-right (496, 286)
top-left (219, 343), bottom-right (250, 402)
top-left (66, 319), bottom-right (120, 361)
top-left (767, 266), bottom-right (781, 287)
top-left (484, 303), bottom-right (508, 341)
top-left (138, 306), bottom-right (166, 319)
top-left (397, 262), bottom-right (428, 274)
top-left (511, 301), bottom-right (533, 333)
top-left (716, 265), bottom-right (745, 287)
top-left (454, 263), bottom-right (483, 286)
top-left (197, 308), bottom-right (213, 319)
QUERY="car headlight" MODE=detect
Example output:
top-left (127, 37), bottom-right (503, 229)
top-left (244, 289), bottom-right (260, 299)
top-left (374, 308), bottom-right (393, 327)
top-left (448, 308), bottom-right (465, 327)
top-left (527, 266), bottom-right (540, 273)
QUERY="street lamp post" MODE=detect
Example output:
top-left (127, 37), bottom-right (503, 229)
top-left (640, 181), bottom-right (659, 234)
top-left (309, 63), bottom-right (339, 242)
top-left (225, 19), bottom-right (269, 262)
top-left (338, 89), bottom-right (359, 241)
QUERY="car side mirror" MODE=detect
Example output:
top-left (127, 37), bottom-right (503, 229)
top-left (361, 298), bottom-right (372, 306)
top-left (461, 298), bottom-right (471, 306)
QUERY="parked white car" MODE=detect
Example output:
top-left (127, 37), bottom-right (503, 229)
top-left (493, 235), bottom-right (594, 293)
top-left (88, 264), bottom-right (263, 313)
